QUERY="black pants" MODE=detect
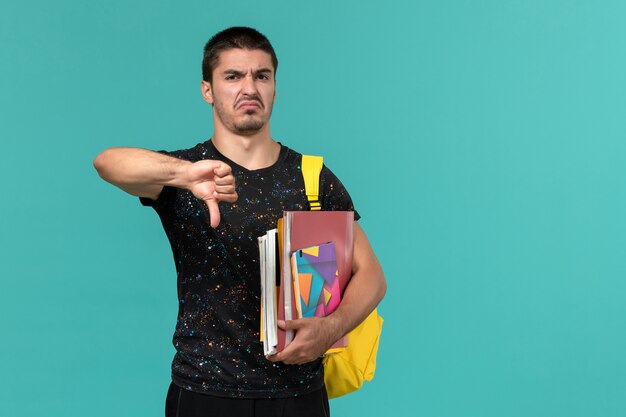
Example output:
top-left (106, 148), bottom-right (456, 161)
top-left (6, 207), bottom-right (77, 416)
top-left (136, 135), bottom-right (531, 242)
top-left (165, 382), bottom-right (330, 417)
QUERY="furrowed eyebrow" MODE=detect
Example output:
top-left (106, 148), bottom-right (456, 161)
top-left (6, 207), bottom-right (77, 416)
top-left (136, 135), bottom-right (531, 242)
top-left (223, 69), bottom-right (246, 76)
top-left (222, 68), bottom-right (273, 76)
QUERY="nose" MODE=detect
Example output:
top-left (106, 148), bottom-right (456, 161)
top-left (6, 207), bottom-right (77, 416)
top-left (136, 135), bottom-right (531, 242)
top-left (241, 74), bottom-right (258, 95)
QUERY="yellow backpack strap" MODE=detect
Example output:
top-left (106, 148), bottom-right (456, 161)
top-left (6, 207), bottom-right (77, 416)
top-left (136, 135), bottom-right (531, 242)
top-left (301, 155), bottom-right (323, 211)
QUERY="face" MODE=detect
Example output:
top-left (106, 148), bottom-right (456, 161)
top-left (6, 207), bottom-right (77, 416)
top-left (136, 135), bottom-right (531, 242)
top-left (202, 48), bottom-right (276, 136)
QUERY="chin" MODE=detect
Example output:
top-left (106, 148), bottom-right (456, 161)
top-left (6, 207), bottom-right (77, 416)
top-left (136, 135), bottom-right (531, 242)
top-left (234, 116), bottom-right (266, 132)
top-left (234, 122), bottom-right (265, 135)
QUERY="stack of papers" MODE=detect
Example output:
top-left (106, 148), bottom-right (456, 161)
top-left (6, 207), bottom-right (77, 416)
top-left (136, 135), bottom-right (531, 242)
top-left (258, 211), bottom-right (355, 355)
top-left (258, 229), bottom-right (278, 356)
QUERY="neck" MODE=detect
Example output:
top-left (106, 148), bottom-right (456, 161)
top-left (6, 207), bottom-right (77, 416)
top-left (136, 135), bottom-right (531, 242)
top-left (211, 123), bottom-right (281, 170)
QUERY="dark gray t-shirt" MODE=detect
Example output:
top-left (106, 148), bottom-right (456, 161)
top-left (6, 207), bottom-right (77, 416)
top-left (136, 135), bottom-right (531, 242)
top-left (141, 140), bottom-right (359, 398)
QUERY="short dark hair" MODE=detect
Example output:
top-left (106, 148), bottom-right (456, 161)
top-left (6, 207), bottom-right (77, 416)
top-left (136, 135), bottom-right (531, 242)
top-left (202, 27), bottom-right (278, 83)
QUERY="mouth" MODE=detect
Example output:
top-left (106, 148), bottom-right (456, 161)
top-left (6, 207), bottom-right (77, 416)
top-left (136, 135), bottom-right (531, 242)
top-left (236, 100), bottom-right (262, 110)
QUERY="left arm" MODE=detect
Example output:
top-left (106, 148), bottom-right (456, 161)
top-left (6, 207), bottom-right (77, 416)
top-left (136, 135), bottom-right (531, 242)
top-left (268, 222), bottom-right (386, 365)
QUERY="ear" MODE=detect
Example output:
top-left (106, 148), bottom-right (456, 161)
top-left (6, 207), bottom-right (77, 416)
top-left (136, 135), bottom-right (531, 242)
top-left (201, 80), bottom-right (214, 105)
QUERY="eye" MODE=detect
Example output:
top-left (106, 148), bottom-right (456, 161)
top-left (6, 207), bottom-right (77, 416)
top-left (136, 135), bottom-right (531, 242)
top-left (256, 74), bottom-right (270, 80)
top-left (225, 74), bottom-right (239, 80)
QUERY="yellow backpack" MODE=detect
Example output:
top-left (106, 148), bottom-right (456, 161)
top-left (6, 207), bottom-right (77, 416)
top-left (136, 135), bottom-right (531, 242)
top-left (301, 155), bottom-right (384, 399)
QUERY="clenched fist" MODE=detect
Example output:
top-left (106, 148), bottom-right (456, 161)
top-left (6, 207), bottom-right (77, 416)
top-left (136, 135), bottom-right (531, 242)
top-left (186, 160), bottom-right (238, 228)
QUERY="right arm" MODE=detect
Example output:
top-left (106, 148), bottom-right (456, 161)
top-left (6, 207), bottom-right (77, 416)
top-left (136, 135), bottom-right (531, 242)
top-left (93, 147), bottom-right (237, 227)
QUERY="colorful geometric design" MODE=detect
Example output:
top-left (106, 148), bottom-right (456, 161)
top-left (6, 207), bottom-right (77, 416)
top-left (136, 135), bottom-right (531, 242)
top-left (301, 246), bottom-right (319, 257)
top-left (297, 273), bottom-right (313, 308)
top-left (324, 288), bottom-right (332, 305)
top-left (292, 242), bottom-right (340, 318)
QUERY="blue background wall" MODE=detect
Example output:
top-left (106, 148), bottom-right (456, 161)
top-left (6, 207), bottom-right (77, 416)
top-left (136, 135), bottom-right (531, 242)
top-left (1, 1), bottom-right (625, 416)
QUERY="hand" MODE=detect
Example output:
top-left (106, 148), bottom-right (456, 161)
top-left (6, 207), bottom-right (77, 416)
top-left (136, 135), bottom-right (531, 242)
top-left (186, 160), bottom-right (237, 228)
top-left (267, 318), bottom-right (338, 365)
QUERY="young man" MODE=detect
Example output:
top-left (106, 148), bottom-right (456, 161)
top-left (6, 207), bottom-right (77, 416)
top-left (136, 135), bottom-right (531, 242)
top-left (94, 27), bottom-right (386, 417)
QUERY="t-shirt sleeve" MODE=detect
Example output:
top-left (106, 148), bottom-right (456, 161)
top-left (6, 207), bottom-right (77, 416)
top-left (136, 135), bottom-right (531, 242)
top-left (138, 149), bottom-right (189, 211)
top-left (319, 165), bottom-right (361, 221)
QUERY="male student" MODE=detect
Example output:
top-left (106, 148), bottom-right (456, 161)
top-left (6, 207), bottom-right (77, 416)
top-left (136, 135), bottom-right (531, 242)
top-left (94, 26), bottom-right (386, 417)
